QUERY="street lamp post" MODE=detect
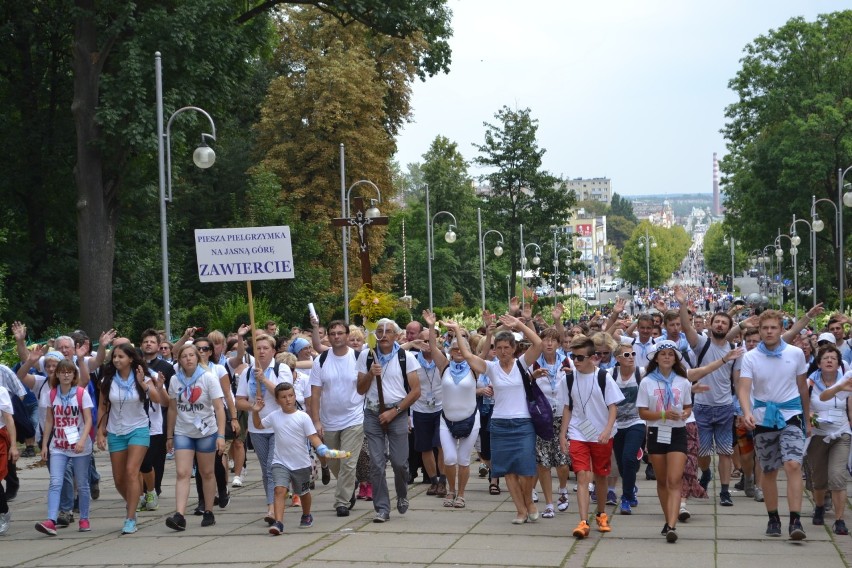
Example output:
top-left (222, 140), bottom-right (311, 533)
top-left (761, 245), bottom-right (775, 300)
top-left (477, 207), bottom-right (505, 311)
top-left (426, 185), bottom-right (457, 311)
top-left (340, 179), bottom-right (383, 323)
top-left (790, 214), bottom-right (816, 311)
top-left (723, 235), bottom-right (740, 293)
top-left (156, 52), bottom-right (217, 340)
top-left (812, 173), bottom-right (852, 311)
top-left (775, 232), bottom-right (796, 314)
top-left (518, 224), bottom-right (540, 311)
top-left (637, 227), bottom-right (657, 293)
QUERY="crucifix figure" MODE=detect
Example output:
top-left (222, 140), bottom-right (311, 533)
top-left (332, 196), bottom-right (388, 286)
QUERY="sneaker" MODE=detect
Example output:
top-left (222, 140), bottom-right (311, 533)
top-left (35, 520), bottom-right (57, 536)
top-left (373, 511), bottom-right (390, 523)
top-left (137, 494), bottom-right (147, 512)
top-left (606, 490), bottom-right (617, 506)
top-left (121, 518), bottom-right (138, 534)
top-left (269, 521), bottom-right (284, 535)
top-left (193, 505), bottom-right (204, 516)
top-left (754, 487), bottom-right (764, 502)
top-left (734, 477), bottom-right (745, 491)
top-left (833, 519), bottom-right (849, 535)
top-left (532, 489), bottom-right (538, 503)
top-left (699, 469), bottom-right (712, 491)
top-left (397, 497), bottom-right (409, 515)
top-left (201, 511), bottom-right (216, 527)
top-left (0, 512), bottom-right (10, 536)
top-left (813, 506), bottom-right (825, 526)
top-left (478, 463), bottom-right (489, 478)
top-left (719, 492), bottom-right (733, 507)
top-left (645, 464), bottom-right (656, 480)
top-left (620, 497), bottom-right (632, 515)
top-left (78, 519), bottom-right (91, 532)
top-left (766, 518), bottom-right (782, 537)
top-left (596, 512), bottom-right (611, 533)
top-left (321, 465), bottom-right (331, 486)
top-left (232, 476), bottom-right (243, 488)
top-left (629, 491), bottom-right (639, 508)
top-left (166, 449), bottom-right (175, 460)
top-left (218, 491), bottom-right (230, 510)
top-left (666, 527), bottom-right (678, 543)
top-left (661, 523), bottom-right (671, 535)
top-left (90, 482), bottom-right (100, 500)
top-left (166, 512), bottom-right (186, 532)
top-left (299, 514), bottom-right (313, 528)
top-left (557, 491), bottom-right (570, 512)
top-left (336, 506), bottom-right (350, 517)
top-left (542, 506), bottom-right (555, 519)
top-left (145, 491), bottom-right (159, 511)
top-left (572, 519), bottom-right (591, 539)
top-left (291, 494), bottom-right (302, 508)
top-left (228, 458), bottom-right (235, 472)
top-left (744, 477), bottom-right (755, 498)
top-left (789, 518), bottom-right (806, 540)
top-left (426, 482), bottom-right (438, 496)
top-left (678, 505), bottom-right (691, 522)
top-left (56, 510), bottom-right (73, 528)
top-left (436, 480), bottom-right (448, 498)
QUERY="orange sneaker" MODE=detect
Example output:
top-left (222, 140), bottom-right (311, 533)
top-left (291, 494), bottom-right (302, 508)
top-left (596, 512), bottom-right (611, 532)
top-left (572, 519), bottom-right (591, 539)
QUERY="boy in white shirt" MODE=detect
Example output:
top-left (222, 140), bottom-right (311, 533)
top-left (559, 335), bottom-right (624, 539)
top-left (261, 382), bottom-right (330, 535)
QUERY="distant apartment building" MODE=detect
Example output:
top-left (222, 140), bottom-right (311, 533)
top-left (565, 177), bottom-right (612, 205)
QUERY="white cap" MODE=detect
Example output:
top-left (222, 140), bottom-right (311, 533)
top-left (817, 332), bottom-right (836, 345)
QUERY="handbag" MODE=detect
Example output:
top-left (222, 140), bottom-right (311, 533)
top-left (442, 410), bottom-right (477, 439)
top-left (517, 360), bottom-right (554, 440)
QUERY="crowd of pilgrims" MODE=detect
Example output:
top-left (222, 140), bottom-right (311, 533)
top-left (0, 285), bottom-right (851, 543)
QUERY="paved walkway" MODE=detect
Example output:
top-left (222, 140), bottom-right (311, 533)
top-left (2, 449), bottom-right (851, 567)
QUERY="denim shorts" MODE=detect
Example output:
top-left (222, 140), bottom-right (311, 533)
top-left (173, 433), bottom-right (218, 453)
top-left (107, 427), bottom-right (150, 453)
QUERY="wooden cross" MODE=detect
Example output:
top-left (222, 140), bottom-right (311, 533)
top-left (332, 196), bottom-right (388, 286)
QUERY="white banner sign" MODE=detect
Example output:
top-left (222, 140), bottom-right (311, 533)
top-left (195, 226), bottom-right (295, 283)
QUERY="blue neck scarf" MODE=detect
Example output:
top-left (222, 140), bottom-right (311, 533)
top-left (177, 365), bottom-right (205, 402)
top-left (376, 342), bottom-right (401, 366)
top-left (115, 370), bottom-right (135, 399)
top-left (648, 369), bottom-right (676, 410)
top-left (537, 352), bottom-right (565, 392)
top-left (757, 340), bottom-right (787, 358)
top-left (58, 386), bottom-right (77, 408)
top-left (417, 351), bottom-right (436, 371)
top-left (448, 360), bottom-right (471, 384)
top-left (809, 369), bottom-right (838, 393)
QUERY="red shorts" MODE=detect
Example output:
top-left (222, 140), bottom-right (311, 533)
top-left (569, 439), bottom-right (614, 477)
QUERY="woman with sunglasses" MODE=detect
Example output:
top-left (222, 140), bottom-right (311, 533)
top-left (448, 314), bottom-right (542, 524)
top-left (610, 341), bottom-right (645, 515)
top-left (159, 342), bottom-right (174, 364)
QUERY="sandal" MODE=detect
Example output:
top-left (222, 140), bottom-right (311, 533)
top-left (443, 493), bottom-right (456, 507)
top-left (541, 505), bottom-right (555, 518)
top-left (730, 468), bottom-right (743, 479)
top-left (489, 483), bottom-right (501, 495)
top-left (453, 495), bottom-right (466, 508)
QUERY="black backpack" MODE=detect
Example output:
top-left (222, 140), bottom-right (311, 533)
top-left (565, 368), bottom-right (609, 412)
top-left (361, 348), bottom-right (410, 394)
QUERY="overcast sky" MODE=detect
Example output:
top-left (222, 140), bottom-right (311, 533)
top-left (394, 0), bottom-right (848, 196)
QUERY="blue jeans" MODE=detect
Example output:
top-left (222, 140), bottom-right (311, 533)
top-left (60, 460), bottom-right (75, 512)
top-left (49, 453), bottom-right (90, 521)
top-left (613, 423), bottom-right (645, 500)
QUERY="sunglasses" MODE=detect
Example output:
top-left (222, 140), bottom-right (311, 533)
top-left (569, 353), bottom-right (592, 362)
top-left (159, 346), bottom-right (170, 351)
top-left (595, 352), bottom-right (611, 357)
top-left (619, 351), bottom-right (637, 358)
top-left (197, 346), bottom-right (212, 352)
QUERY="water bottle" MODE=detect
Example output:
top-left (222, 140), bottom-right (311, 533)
top-left (480, 375), bottom-right (494, 412)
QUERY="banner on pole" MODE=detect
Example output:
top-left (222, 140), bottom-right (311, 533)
top-left (195, 226), bottom-right (295, 283)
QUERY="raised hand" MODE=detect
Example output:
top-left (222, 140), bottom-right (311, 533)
top-left (422, 309), bottom-right (437, 328)
top-left (806, 303), bottom-right (825, 319)
top-left (552, 303), bottom-right (564, 321)
top-left (99, 328), bottom-right (117, 347)
top-left (499, 314), bottom-right (522, 330)
top-left (11, 321), bottom-right (26, 341)
top-left (509, 296), bottom-right (520, 314)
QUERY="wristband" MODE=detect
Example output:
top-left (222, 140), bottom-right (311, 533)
top-left (216, 434), bottom-right (225, 439)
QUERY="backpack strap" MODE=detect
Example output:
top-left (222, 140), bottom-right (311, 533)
top-left (634, 367), bottom-right (642, 384)
top-left (49, 386), bottom-right (57, 406)
top-left (565, 370), bottom-right (575, 411)
top-left (319, 350), bottom-right (329, 368)
top-left (694, 339), bottom-right (713, 368)
top-left (596, 368), bottom-right (608, 400)
top-left (365, 349), bottom-right (409, 393)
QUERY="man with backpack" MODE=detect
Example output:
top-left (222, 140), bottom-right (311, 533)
top-left (356, 318), bottom-right (421, 523)
top-left (309, 319), bottom-right (365, 518)
top-left (676, 287), bottom-right (741, 506)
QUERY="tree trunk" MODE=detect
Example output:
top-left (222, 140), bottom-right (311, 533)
top-left (72, 1), bottom-right (115, 336)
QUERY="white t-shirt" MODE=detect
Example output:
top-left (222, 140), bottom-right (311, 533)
top-left (441, 367), bottom-right (477, 421)
top-left (636, 372), bottom-right (692, 428)
top-left (308, 348), bottom-right (364, 431)
top-left (0, 385), bottom-right (11, 430)
top-left (809, 372), bottom-right (852, 438)
top-left (740, 345), bottom-right (808, 425)
top-left (106, 374), bottom-right (154, 435)
top-left (356, 348), bottom-right (421, 406)
top-left (412, 361), bottom-right (443, 413)
top-left (47, 387), bottom-right (94, 457)
top-left (534, 360), bottom-right (569, 415)
top-left (169, 370), bottom-right (224, 438)
top-left (691, 336), bottom-right (742, 407)
top-left (610, 366), bottom-right (645, 429)
top-left (235, 360), bottom-right (292, 434)
top-left (292, 368), bottom-right (312, 408)
top-left (261, 409), bottom-right (316, 470)
top-left (34, 375), bottom-right (51, 430)
top-left (560, 368), bottom-right (625, 441)
top-left (485, 358), bottom-right (531, 420)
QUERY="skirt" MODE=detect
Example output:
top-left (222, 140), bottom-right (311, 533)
top-left (489, 418), bottom-right (537, 477)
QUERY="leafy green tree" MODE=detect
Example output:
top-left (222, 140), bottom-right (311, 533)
top-left (703, 223), bottom-right (749, 277)
top-left (720, 11), bottom-right (852, 304)
top-left (609, 193), bottom-right (638, 223)
top-left (620, 222), bottom-right (690, 289)
top-left (606, 215), bottom-right (637, 251)
top-left (474, 106), bottom-right (573, 296)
